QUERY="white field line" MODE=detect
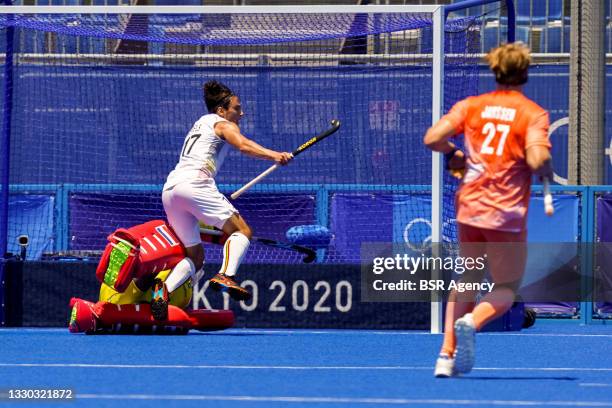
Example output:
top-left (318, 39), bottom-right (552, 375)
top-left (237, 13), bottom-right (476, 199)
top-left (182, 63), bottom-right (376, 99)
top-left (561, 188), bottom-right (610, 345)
top-left (74, 393), bottom-right (612, 407)
top-left (0, 363), bottom-right (611, 372)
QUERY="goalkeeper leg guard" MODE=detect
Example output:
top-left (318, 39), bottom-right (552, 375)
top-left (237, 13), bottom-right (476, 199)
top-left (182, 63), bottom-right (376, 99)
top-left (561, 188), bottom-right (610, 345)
top-left (68, 298), bottom-right (98, 333)
top-left (68, 299), bottom-right (235, 334)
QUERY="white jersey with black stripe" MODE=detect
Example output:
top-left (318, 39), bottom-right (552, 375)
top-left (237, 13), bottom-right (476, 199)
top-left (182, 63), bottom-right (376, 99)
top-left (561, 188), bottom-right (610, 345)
top-left (163, 114), bottom-right (231, 190)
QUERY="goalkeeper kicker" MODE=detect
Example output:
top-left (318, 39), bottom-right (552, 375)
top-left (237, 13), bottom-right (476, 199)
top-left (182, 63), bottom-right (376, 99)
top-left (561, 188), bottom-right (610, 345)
top-left (68, 219), bottom-right (327, 334)
top-left (69, 219), bottom-right (234, 334)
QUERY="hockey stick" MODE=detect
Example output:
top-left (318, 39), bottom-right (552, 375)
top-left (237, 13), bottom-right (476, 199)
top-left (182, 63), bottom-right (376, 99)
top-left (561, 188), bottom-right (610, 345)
top-left (230, 119), bottom-right (341, 200)
top-left (199, 227), bottom-right (316, 263)
top-left (543, 177), bottom-right (554, 216)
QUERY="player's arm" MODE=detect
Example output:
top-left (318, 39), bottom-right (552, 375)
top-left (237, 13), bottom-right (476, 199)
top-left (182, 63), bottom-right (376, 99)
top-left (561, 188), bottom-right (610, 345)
top-left (526, 146), bottom-right (552, 177)
top-left (423, 99), bottom-right (468, 179)
top-left (525, 110), bottom-right (553, 178)
top-left (215, 121), bottom-right (292, 165)
top-left (424, 116), bottom-right (466, 179)
top-left (423, 98), bottom-right (468, 153)
top-left (423, 118), bottom-right (460, 155)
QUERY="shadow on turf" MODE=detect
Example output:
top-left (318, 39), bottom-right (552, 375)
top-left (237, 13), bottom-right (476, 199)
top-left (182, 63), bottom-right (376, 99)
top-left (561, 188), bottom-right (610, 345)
top-left (459, 376), bottom-right (578, 381)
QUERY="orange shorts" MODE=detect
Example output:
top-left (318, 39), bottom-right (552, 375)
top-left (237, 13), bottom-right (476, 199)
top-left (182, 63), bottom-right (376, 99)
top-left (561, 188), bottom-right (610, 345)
top-left (457, 223), bottom-right (527, 290)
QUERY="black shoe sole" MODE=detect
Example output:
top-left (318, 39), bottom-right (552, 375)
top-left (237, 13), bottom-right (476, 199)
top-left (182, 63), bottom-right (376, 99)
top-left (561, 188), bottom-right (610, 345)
top-left (209, 280), bottom-right (224, 292)
top-left (228, 287), bottom-right (252, 302)
top-left (209, 280), bottom-right (252, 302)
top-left (151, 299), bottom-right (168, 321)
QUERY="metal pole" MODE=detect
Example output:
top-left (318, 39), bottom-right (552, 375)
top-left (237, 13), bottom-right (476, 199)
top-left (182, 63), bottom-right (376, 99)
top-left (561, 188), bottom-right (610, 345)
top-left (430, 5), bottom-right (444, 334)
top-left (0, 0), bottom-right (15, 257)
top-left (506, 0), bottom-right (515, 42)
top-left (569, 0), bottom-right (605, 185)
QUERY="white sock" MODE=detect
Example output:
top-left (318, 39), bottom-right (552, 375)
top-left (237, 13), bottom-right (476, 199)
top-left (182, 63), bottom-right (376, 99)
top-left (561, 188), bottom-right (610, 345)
top-left (165, 258), bottom-right (196, 292)
top-left (219, 232), bottom-right (250, 277)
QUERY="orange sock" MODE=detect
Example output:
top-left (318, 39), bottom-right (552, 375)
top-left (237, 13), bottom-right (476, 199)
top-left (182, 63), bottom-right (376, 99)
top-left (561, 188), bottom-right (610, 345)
top-left (441, 337), bottom-right (455, 357)
top-left (440, 298), bottom-right (475, 356)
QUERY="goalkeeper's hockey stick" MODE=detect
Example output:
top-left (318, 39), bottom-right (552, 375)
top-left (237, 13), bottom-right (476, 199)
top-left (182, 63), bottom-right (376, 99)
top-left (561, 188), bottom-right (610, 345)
top-left (199, 227), bottom-right (316, 263)
top-left (230, 119), bottom-right (341, 200)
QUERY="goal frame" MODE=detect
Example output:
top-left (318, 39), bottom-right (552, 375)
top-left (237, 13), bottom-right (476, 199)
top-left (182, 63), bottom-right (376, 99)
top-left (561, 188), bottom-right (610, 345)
top-left (0, 2), bottom-right (515, 334)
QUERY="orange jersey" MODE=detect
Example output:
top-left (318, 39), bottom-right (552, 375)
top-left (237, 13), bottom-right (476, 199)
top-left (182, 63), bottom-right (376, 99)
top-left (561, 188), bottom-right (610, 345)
top-left (442, 90), bottom-right (551, 232)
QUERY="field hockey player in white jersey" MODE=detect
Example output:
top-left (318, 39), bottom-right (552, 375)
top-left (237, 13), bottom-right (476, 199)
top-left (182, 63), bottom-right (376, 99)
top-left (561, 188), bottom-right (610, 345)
top-left (160, 80), bottom-right (292, 315)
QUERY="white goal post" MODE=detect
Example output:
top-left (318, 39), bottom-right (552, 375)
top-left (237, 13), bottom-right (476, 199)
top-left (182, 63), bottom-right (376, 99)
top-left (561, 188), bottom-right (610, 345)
top-left (0, 4), bottom-right (452, 334)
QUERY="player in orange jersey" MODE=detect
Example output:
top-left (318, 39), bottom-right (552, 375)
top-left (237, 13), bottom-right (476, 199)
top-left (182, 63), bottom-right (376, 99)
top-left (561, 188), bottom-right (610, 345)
top-left (423, 42), bottom-right (553, 377)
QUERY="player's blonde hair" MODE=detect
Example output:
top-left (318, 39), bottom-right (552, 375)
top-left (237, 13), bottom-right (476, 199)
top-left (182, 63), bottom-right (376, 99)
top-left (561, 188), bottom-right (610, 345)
top-left (485, 42), bottom-right (531, 86)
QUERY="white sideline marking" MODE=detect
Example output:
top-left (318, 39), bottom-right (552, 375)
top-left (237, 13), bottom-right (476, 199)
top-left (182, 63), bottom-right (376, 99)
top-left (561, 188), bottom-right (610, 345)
top-left (232, 329), bottom-right (612, 338)
top-left (75, 393), bottom-right (612, 406)
top-left (0, 363), bottom-right (611, 372)
top-left (216, 329), bottom-right (612, 338)
top-left (484, 333), bottom-right (612, 338)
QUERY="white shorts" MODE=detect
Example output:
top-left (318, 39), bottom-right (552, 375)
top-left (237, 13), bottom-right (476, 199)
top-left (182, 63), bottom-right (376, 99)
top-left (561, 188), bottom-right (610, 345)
top-left (162, 178), bottom-right (237, 247)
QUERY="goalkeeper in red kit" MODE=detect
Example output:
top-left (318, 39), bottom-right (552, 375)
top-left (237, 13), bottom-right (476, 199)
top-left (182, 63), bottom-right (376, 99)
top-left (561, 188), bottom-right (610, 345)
top-left (95, 219), bottom-right (197, 318)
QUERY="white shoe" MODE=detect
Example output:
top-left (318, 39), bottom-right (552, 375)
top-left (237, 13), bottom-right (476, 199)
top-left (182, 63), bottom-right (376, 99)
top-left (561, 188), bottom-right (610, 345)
top-left (454, 313), bottom-right (476, 374)
top-left (434, 353), bottom-right (455, 378)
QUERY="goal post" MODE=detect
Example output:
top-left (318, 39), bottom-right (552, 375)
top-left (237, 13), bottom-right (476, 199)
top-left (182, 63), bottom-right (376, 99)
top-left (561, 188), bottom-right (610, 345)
top-left (0, 4), bottom-right (495, 332)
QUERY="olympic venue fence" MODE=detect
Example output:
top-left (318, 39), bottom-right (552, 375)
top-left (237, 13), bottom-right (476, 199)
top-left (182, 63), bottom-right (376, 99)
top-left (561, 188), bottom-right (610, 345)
top-left (4, 182), bottom-right (612, 324)
top-left (2, 49), bottom-right (612, 326)
top-left (3, 64), bottom-right (612, 327)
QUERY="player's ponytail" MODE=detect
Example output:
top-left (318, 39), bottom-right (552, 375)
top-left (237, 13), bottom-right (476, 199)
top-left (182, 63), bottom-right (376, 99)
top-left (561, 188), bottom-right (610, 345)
top-left (485, 42), bottom-right (531, 86)
top-left (203, 80), bottom-right (235, 113)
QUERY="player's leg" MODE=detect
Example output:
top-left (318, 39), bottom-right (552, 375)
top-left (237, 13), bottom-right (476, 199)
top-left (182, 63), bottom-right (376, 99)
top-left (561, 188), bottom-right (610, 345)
top-left (435, 287), bottom-right (470, 378)
top-left (159, 187), bottom-right (206, 319)
top-left (219, 213), bottom-right (252, 278)
top-left (165, 179), bottom-right (251, 301)
top-left (209, 213), bottom-right (253, 301)
top-left (150, 244), bottom-right (201, 317)
top-left (471, 228), bottom-right (527, 330)
top-left (436, 223), bottom-right (484, 377)
top-left (453, 227), bottom-right (527, 375)
top-left (141, 269), bottom-right (194, 310)
top-left (178, 178), bottom-right (252, 301)
top-left (164, 256), bottom-right (198, 293)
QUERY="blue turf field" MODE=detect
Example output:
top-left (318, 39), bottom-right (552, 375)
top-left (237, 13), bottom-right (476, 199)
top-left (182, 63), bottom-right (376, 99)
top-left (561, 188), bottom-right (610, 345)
top-left (1, 321), bottom-right (611, 407)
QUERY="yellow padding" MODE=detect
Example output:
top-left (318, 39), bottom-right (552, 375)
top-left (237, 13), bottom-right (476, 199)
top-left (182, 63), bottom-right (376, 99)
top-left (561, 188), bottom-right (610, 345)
top-left (99, 269), bottom-right (193, 310)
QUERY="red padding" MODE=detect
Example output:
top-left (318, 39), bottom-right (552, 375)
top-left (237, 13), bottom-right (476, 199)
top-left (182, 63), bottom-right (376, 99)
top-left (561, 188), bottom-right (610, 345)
top-left (69, 300), bottom-right (234, 334)
top-left (94, 302), bottom-right (192, 328)
top-left (68, 298), bottom-right (98, 333)
top-left (95, 220), bottom-right (187, 293)
top-left (95, 228), bottom-right (140, 293)
top-left (94, 243), bottom-right (114, 285)
top-left (69, 296), bottom-right (81, 308)
top-left (187, 309), bottom-right (235, 331)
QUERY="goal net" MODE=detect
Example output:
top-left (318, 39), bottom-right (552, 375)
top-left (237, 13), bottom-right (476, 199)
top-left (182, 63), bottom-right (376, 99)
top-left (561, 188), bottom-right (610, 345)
top-left (0, 6), bottom-right (483, 263)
